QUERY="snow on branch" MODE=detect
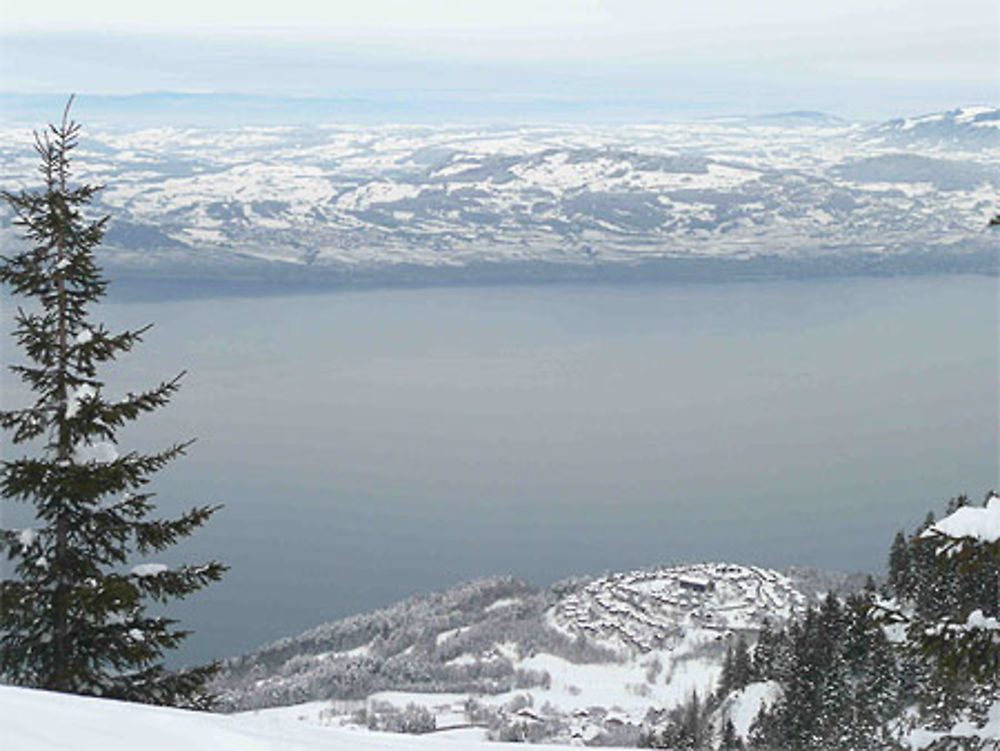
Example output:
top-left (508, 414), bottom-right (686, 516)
top-left (131, 563), bottom-right (169, 578)
top-left (923, 492), bottom-right (1000, 544)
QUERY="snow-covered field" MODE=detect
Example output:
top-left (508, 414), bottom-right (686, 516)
top-left (0, 686), bottom-right (568, 751)
top-left (1, 683), bottom-right (747, 750)
top-left (7, 668), bottom-right (997, 750)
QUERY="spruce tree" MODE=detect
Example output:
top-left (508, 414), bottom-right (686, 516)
top-left (887, 530), bottom-right (911, 594)
top-left (751, 619), bottom-right (776, 680)
top-left (0, 99), bottom-right (226, 707)
top-left (719, 641), bottom-right (735, 696)
top-left (720, 718), bottom-right (743, 750)
top-left (731, 633), bottom-right (753, 691)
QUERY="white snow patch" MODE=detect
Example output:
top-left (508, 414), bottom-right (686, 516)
top-left (485, 597), bottom-right (521, 612)
top-left (359, 640), bottom-right (723, 731)
top-left (66, 383), bottom-right (97, 418)
top-left (445, 653), bottom-right (479, 667)
top-left (926, 493), bottom-right (1000, 543)
top-left (725, 681), bottom-right (781, 740)
top-left (339, 643), bottom-right (372, 659)
top-left (494, 642), bottom-right (521, 662)
top-left (434, 626), bottom-right (469, 646)
top-left (337, 181), bottom-right (421, 210)
top-left (131, 563), bottom-right (168, 577)
top-left (965, 609), bottom-right (1000, 631)
top-left (316, 643), bottom-right (372, 661)
top-left (905, 698), bottom-right (1000, 748)
top-left (956, 105), bottom-right (999, 124)
top-left (516, 648), bottom-right (719, 716)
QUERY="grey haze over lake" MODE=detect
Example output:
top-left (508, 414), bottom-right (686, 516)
top-left (2, 274), bottom-right (997, 666)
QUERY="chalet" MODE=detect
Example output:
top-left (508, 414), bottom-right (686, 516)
top-left (678, 576), bottom-right (714, 593)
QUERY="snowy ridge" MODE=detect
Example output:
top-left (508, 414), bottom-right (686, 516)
top-left (870, 105), bottom-right (1000, 149)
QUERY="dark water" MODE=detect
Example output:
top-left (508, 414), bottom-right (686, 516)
top-left (2, 275), bottom-right (997, 666)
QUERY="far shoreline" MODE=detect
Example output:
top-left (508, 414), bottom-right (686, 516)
top-left (100, 247), bottom-right (998, 303)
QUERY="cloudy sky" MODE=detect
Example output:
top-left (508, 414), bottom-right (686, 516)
top-left (1, 0), bottom-right (996, 119)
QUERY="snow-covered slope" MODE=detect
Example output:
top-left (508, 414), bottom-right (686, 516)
top-left (211, 564), bottom-right (859, 719)
top-left (0, 685), bottom-right (563, 751)
top-left (1, 106), bottom-right (996, 284)
top-left (7, 668), bottom-right (999, 750)
top-left (203, 563), bottom-right (868, 744)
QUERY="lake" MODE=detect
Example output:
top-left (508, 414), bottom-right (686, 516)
top-left (2, 274), bottom-right (997, 666)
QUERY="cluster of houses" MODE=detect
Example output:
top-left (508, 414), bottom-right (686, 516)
top-left (551, 563), bottom-right (805, 653)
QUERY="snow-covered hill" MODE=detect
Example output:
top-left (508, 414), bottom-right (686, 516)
top-left (210, 563), bottom-right (863, 745)
top-left (5, 565), bottom-right (804, 748)
top-left (549, 563), bottom-right (808, 652)
top-left (1, 106), bottom-right (996, 285)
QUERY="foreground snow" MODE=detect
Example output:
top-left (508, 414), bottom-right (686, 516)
top-left (0, 686), bottom-right (577, 751)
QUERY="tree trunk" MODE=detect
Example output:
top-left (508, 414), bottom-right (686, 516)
top-left (52, 109), bottom-right (72, 692)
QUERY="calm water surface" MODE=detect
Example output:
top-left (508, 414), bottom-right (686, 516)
top-left (2, 275), bottom-right (997, 665)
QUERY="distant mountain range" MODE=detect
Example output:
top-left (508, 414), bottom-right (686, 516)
top-left (740, 110), bottom-right (848, 127)
top-left (0, 93), bottom-right (857, 129)
top-left (1, 104), bottom-right (997, 286)
top-left (870, 105), bottom-right (1000, 148)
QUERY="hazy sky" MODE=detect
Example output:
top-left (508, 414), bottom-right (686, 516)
top-left (1, 0), bottom-right (997, 118)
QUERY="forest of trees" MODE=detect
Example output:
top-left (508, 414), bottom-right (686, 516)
top-left (640, 492), bottom-right (999, 750)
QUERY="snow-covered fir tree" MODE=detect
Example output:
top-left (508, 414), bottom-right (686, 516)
top-left (880, 491), bottom-right (1000, 748)
top-left (745, 493), bottom-right (999, 750)
top-left (0, 100), bottom-right (226, 708)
